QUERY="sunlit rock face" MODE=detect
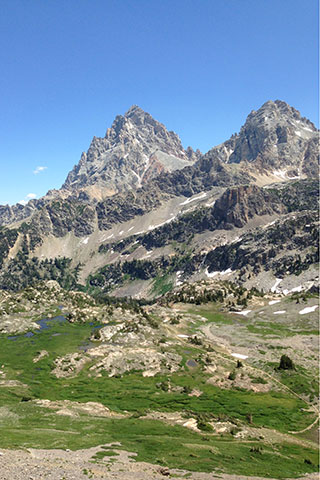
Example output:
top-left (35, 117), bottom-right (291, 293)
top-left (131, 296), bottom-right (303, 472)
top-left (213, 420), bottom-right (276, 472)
top-left (62, 105), bottom-right (200, 200)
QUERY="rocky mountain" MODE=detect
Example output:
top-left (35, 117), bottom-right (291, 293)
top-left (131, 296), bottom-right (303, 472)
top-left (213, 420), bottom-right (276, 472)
top-left (62, 105), bottom-right (200, 200)
top-left (0, 100), bottom-right (318, 296)
top-left (208, 100), bottom-right (319, 179)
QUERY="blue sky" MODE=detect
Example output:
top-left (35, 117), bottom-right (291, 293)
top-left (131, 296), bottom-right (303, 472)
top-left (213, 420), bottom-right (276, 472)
top-left (0, 0), bottom-right (318, 205)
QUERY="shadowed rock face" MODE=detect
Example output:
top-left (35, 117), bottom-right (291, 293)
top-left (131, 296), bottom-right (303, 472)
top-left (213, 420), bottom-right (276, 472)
top-left (212, 185), bottom-right (286, 228)
top-left (61, 105), bottom-right (200, 200)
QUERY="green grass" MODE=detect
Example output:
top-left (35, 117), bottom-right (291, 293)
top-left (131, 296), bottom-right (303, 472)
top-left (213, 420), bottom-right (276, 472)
top-left (0, 319), bottom-right (318, 478)
top-left (151, 275), bottom-right (174, 296)
top-left (92, 449), bottom-right (119, 460)
top-left (0, 322), bottom-right (315, 433)
top-left (0, 406), bottom-right (317, 478)
top-left (187, 307), bottom-right (234, 325)
top-left (247, 322), bottom-right (319, 337)
top-left (278, 367), bottom-right (319, 401)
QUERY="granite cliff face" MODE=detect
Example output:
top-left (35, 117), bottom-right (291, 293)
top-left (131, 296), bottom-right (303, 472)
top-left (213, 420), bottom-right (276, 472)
top-left (62, 105), bottom-right (200, 200)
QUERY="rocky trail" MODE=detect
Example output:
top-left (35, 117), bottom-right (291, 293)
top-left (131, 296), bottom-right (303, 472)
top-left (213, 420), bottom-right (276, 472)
top-left (0, 446), bottom-right (318, 480)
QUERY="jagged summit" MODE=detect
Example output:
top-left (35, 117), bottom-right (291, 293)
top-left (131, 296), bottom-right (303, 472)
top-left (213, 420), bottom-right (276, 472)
top-left (123, 104), bottom-right (165, 128)
top-left (245, 99), bottom-right (317, 132)
top-left (125, 104), bottom-right (142, 114)
top-left (124, 104), bottom-right (147, 118)
top-left (62, 106), bottom-right (199, 200)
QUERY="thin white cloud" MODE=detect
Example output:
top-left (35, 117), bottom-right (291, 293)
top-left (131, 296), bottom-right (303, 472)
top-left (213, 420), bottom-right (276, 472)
top-left (18, 193), bottom-right (37, 205)
top-left (33, 166), bottom-right (47, 174)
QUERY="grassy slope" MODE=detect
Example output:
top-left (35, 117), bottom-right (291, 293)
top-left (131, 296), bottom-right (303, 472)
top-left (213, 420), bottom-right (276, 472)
top-left (0, 311), bottom-right (318, 478)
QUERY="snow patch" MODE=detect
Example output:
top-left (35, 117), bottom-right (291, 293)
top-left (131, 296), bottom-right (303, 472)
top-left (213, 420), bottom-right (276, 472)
top-left (269, 300), bottom-right (281, 305)
top-left (231, 353), bottom-right (248, 360)
top-left (132, 170), bottom-right (142, 187)
top-left (177, 334), bottom-right (189, 338)
top-left (287, 173), bottom-right (301, 180)
top-left (282, 282), bottom-right (314, 296)
top-left (205, 268), bottom-right (233, 278)
top-left (263, 220), bottom-right (276, 229)
top-left (176, 270), bottom-right (184, 286)
top-left (290, 285), bottom-right (303, 293)
top-left (233, 310), bottom-right (251, 316)
top-left (180, 192), bottom-right (207, 206)
top-left (80, 237), bottom-right (89, 245)
top-left (299, 305), bottom-right (318, 315)
top-left (273, 170), bottom-right (287, 179)
top-left (231, 236), bottom-right (243, 244)
top-left (271, 278), bottom-right (282, 293)
top-left (205, 269), bottom-right (218, 278)
top-left (154, 216), bottom-right (177, 229)
top-left (273, 311), bottom-right (286, 315)
top-left (221, 268), bottom-right (233, 276)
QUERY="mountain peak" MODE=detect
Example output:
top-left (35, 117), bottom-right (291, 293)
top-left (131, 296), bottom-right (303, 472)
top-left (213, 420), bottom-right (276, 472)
top-left (122, 104), bottom-right (161, 129)
top-left (247, 99), bottom-right (316, 129)
top-left (124, 104), bottom-right (145, 117)
top-left (62, 105), bottom-right (198, 198)
top-left (222, 100), bottom-right (319, 175)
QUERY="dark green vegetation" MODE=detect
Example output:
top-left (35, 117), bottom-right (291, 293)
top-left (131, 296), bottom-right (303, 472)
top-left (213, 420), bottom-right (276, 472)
top-left (278, 355), bottom-right (295, 371)
top-left (272, 179), bottom-right (320, 213)
top-left (87, 254), bottom-right (195, 292)
top-left (205, 210), bottom-right (318, 278)
top-left (0, 253), bottom-right (81, 291)
top-left (0, 226), bottom-right (18, 268)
